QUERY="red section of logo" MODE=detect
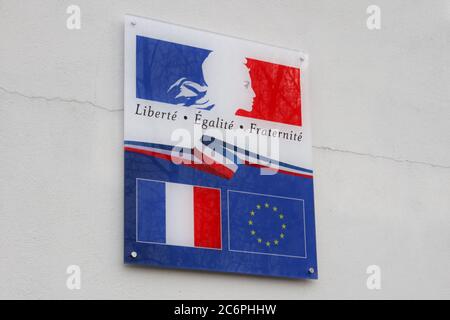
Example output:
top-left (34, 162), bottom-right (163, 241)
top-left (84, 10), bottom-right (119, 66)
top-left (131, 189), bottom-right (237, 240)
top-left (236, 58), bottom-right (302, 127)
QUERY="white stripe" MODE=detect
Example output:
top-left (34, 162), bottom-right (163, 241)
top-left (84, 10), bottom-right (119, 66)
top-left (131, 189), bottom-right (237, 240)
top-left (165, 182), bottom-right (194, 247)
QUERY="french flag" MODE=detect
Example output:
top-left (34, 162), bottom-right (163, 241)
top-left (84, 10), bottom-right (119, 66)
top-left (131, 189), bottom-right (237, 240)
top-left (136, 179), bottom-right (222, 249)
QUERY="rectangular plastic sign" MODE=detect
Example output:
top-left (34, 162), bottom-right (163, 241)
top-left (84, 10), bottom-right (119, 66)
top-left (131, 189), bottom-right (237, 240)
top-left (124, 15), bottom-right (318, 279)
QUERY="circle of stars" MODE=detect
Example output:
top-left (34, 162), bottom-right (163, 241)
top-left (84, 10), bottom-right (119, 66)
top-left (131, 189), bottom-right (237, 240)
top-left (248, 202), bottom-right (287, 248)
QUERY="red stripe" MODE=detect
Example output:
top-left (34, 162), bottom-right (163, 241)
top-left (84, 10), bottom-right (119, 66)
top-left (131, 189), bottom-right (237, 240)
top-left (193, 187), bottom-right (221, 249)
top-left (125, 147), bottom-right (236, 180)
top-left (191, 162), bottom-right (235, 180)
top-left (193, 148), bottom-right (236, 180)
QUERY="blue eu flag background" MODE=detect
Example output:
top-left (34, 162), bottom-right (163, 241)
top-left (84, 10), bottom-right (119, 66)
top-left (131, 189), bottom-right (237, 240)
top-left (228, 191), bottom-right (306, 258)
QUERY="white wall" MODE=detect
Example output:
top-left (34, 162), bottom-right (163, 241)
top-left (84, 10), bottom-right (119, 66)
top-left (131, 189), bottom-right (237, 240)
top-left (0, 0), bottom-right (449, 299)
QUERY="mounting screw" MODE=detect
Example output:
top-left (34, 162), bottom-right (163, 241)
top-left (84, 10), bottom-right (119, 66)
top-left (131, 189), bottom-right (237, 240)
top-left (131, 251), bottom-right (138, 259)
top-left (308, 267), bottom-right (315, 274)
top-left (131, 21), bottom-right (136, 27)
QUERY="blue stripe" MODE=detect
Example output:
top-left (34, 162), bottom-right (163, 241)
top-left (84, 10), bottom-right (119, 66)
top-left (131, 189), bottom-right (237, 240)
top-left (125, 140), bottom-right (179, 152)
top-left (137, 180), bottom-right (166, 243)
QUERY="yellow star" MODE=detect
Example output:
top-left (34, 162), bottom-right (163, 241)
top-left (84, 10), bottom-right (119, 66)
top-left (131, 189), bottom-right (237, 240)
top-left (280, 233), bottom-right (285, 239)
top-left (279, 214), bottom-right (284, 220)
top-left (251, 230), bottom-right (256, 236)
top-left (266, 241), bottom-right (271, 247)
top-left (250, 211), bottom-right (255, 216)
top-left (248, 220), bottom-right (253, 226)
top-left (257, 238), bottom-right (262, 243)
top-left (273, 207), bottom-right (278, 212)
top-left (274, 240), bottom-right (279, 245)
top-left (256, 204), bottom-right (261, 210)
top-left (265, 203), bottom-right (270, 208)
top-left (282, 224), bottom-right (287, 229)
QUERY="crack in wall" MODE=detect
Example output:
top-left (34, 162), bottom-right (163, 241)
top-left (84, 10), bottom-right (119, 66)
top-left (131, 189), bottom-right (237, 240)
top-left (313, 146), bottom-right (450, 170)
top-left (1, 85), bottom-right (448, 170)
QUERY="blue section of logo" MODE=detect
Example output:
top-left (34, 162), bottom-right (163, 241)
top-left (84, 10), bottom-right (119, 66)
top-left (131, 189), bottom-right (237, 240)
top-left (228, 191), bottom-right (306, 258)
top-left (136, 36), bottom-right (214, 109)
top-left (124, 151), bottom-right (318, 279)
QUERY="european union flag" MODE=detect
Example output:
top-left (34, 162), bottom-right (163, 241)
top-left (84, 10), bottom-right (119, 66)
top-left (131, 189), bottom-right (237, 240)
top-left (228, 191), bottom-right (306, 258)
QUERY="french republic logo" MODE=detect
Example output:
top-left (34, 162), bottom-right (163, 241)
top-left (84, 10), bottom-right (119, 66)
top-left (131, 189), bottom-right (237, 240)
top-left (136, 36), bottom-right (302, 126)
